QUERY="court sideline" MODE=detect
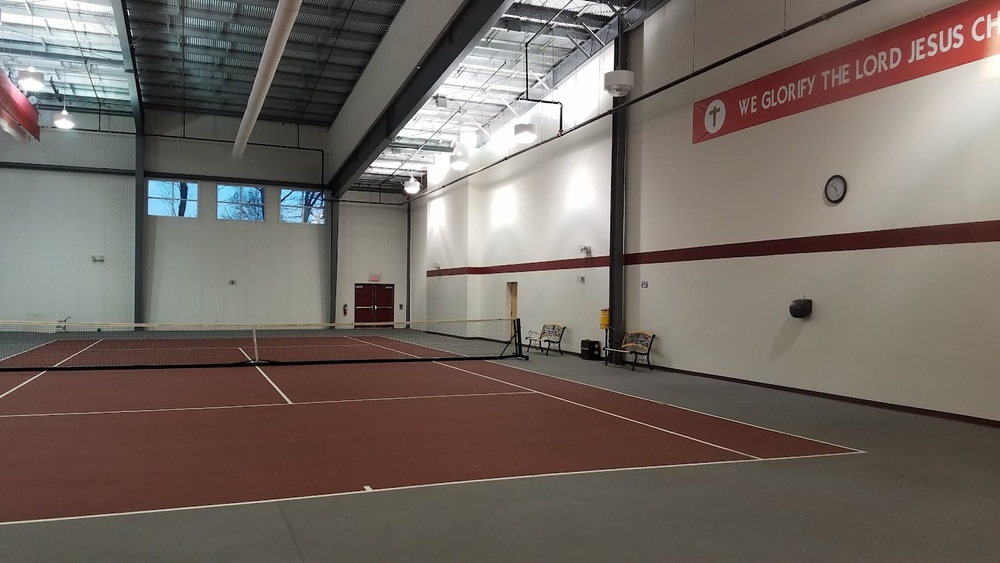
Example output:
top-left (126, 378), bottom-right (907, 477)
top-left (1, 353), bottom-right (998, 562)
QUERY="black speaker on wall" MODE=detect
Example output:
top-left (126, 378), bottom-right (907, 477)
top-left (789, 298), bottom-right (813, 319)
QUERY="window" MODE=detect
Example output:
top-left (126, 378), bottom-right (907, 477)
top-left (280, 189), bottom-right (325, 224)
top-left (218, 185), bottom-right (264, 221)
top-left (148, 180), bottom-right (198, 217)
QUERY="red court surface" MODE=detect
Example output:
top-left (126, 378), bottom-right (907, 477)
top-left (0, 342), bottom-right (863, 525)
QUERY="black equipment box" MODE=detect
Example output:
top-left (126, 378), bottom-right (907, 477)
top-left (580, 339), bottom-right (601, 360)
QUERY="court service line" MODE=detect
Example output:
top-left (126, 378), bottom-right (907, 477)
top-left (0, 340), bottom-right (103, 402)
top-left (0, 391), bottom-right (533, 419)
top-left (238, 348), bottom-right (293, 405)
top-left (438, 362), bottom-right (760, 460)
top-left (0, 449), bottom-right (865, 527)
top-left (344, 336), bottom-right (425, 358)
top-left (347, 337), bottom-right (758, 459)
top-left (489, 360), bottom-right (866, 454)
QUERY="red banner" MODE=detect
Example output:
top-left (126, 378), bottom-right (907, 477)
top-left (693, 0), bottom-right (1000, 143)
top-left (0, 72), bottom-right (40, 141)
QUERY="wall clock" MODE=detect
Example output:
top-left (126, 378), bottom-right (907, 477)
top-left (825, 175), bottom-right (847, 204)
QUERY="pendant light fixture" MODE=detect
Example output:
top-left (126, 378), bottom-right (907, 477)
top-left (18, 19), bottom-right (45, 92)
top-left (403, 175), bottom-right (420, 195)
top-left (514, 122), bottom-right (537, 144)
top-left (53, 103), bottom-right (75, 130)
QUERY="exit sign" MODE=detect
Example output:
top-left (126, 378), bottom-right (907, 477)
top-left (369, 273), bottom-right (381, 282)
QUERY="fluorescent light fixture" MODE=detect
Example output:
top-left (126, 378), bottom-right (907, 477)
top-left (403, 176), bottom-right (420, 195)
top-left (450, 154), bottom-right (468, 171)
top-left (514, 123), bottom-right (537, 144)
top-left (17, 68), bottom-right (44, 92)
top-left (53, 108), bottom-right (75, 130)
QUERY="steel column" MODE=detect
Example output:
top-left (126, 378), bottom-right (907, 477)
top-left (328, 200), bottom-right (341, 323)
top-left (110, 0), bottom-right (144, 133)
top-left (134, 134), bottom-right (145, 323)
top-left (608, 26), bottom-right (629, 350)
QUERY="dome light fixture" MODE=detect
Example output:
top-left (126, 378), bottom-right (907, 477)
top-left (514, 122), bottom-right (537, 144)
top-left (18, 67), bottom-right (45, 92)
top-left (450, 153), bottom-right (468, 171)
top-left (403, 175), bottom-right (420, 195)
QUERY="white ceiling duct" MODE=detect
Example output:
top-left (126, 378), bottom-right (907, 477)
top-left (232, 0), bottom-right (302, 159)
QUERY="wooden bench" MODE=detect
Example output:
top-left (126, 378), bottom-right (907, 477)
top-left (604, 330), bottom-right (655, 371)
top-left (524, 323), bottom-right (566, 356)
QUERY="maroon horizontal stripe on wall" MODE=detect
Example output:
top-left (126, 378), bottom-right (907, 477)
top-left (625, 220), bottom-right (1000, 265)
top-left (426, 220), bottom-right (1000, 277)
top-left (427, 256), bottom-right (610, 277)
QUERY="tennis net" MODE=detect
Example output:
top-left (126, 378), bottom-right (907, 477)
top-left (0, 318), bottom-right (525, 372)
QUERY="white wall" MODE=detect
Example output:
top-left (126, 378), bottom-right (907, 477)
top-left (336, 202), bottom-right (408, 324)
top-left (0, 121), bottom-right (137, 323)
top-left (145, 110), bottom-right (327, 186)
top-left (414, 116), bottom-right (611, 350)
top-left (408, 0), bottom-right (1000, 421)
top-left (145, 182), bottom-right (330, 324)
top-left (0, 169), bottom-right (135, 323)
top-left (627, 0), bottom-right (1000, 420)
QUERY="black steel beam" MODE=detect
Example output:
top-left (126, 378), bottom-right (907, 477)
top-left (133, 43), bottom-right (365, 78)
top-left (111, 0), bottom-right (144, 133)
top-left (145, 171), bottom-right (326, 192)
top-left (134, 134), bottom-right (145, 323)
top-left (608, 26), bottom-right (628, 351)
top-left (127, 1), bottom-right (386, 45)
top-left (144, 103), bottom-right (333, 128)
top-left (1, 44), bottom-right (124, 68)
top-left (494, 18), bottom-right (592, 42)
top-left (506, 3), bottom-right (610, 29)
top-left (137, 58), bottom-right (356, 91)
top-left (197, 0), bottom-right (395, 27)
top-left (406, 201), bottom-right (412, 322)
top-left (328, 201), bottom-right (341, 323)
top-left (328, 0), bottom-right (516, 197)
top-left (0, 161), bottom-right (134, 175)
top-left (129, 22), bottom-right (375, 62)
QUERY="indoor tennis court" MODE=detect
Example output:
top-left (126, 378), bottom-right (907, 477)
top-left (3, 0), bottom-right (1000, 560)
top-left (0, 339), bottom-right (858, 524)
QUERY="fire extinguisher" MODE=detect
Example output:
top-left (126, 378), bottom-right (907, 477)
top-left (343, 304), bottom-right (348, 316)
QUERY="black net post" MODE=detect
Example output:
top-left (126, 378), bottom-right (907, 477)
top-left (513, 318), bottom-right (526, 359)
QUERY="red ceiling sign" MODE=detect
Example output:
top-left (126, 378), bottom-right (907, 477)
top-left (0, 73), bottom-right (40, 141)
top-left (693, 0), bottom-right (1000, 143)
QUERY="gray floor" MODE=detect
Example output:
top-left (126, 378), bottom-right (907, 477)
top-left (2, 353), bottom-right (999, 562)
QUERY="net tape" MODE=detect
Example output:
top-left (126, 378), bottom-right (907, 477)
top-left (0, 319), bottom-right (525, 372)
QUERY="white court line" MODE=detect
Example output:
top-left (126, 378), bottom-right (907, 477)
top-left (345, 336), bottom-right (424, 358)
top-left (0, 340), bottom-right (55, 363)
top-left (346, 337), bottom-right (860, 456)
top-left (239, 348), bottom-right (293, 405)
top-left (438, 362), bottom-right (759, 460)
top-left (0, 340), bottom-right (103, 402)
top-left (0, 391), bottom-right (533, 419)
top-left (363, 485), bottom-right (373, 492)
top-left (349, 337), bottom-right (759, 459)
top-left (488, 360), bottom-right (866, 454)
top-left (0, 449), bottom-right (865, 527)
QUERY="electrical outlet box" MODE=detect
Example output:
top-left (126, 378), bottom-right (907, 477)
top-left (641, 281), bottom-right (649, 288)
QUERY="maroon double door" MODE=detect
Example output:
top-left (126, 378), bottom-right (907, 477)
top-left (355, 284), bottom-right (394, 323)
